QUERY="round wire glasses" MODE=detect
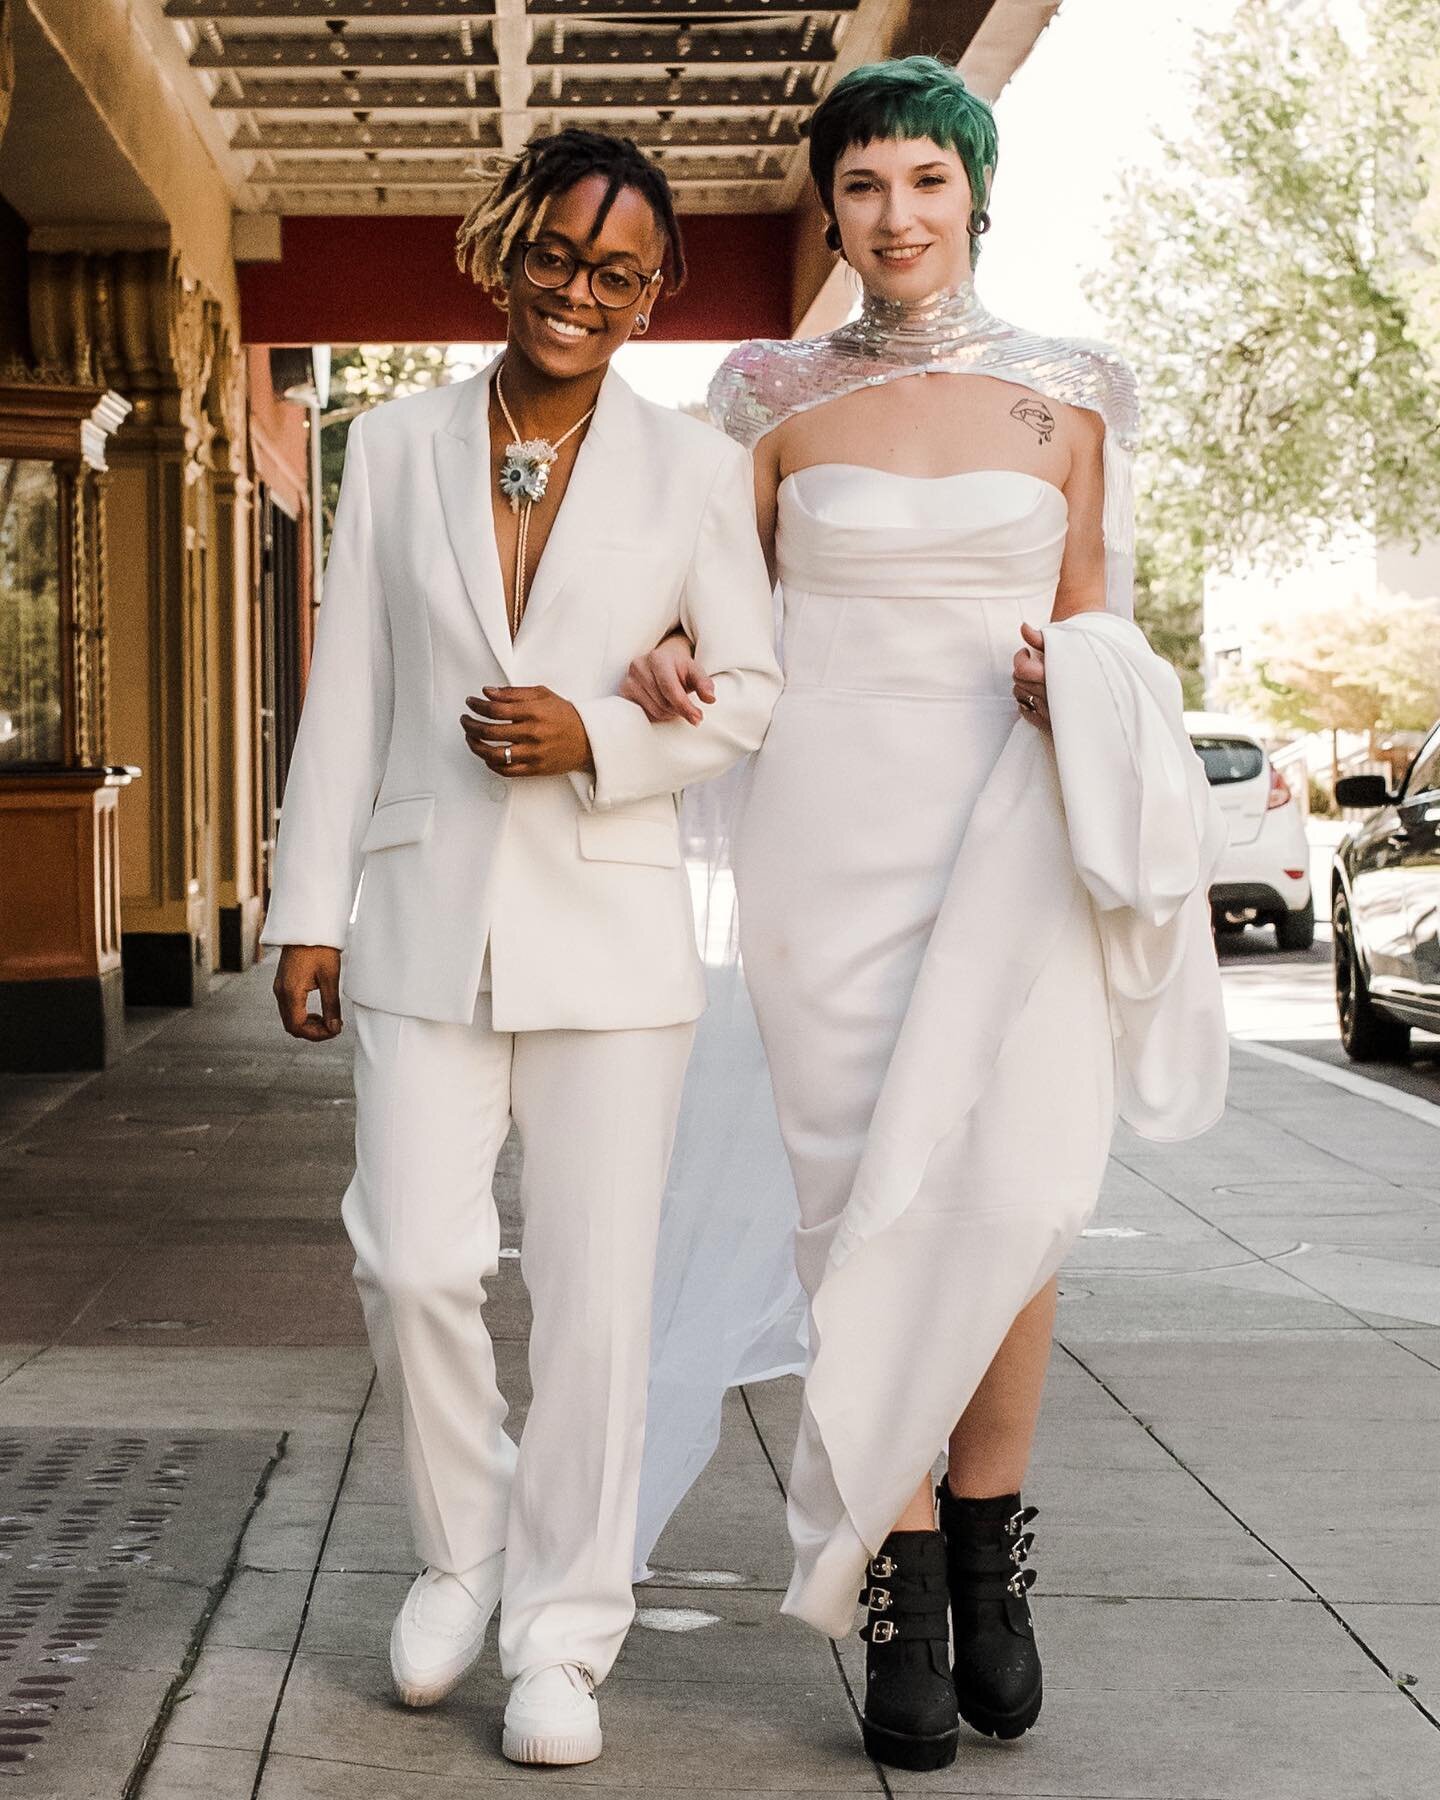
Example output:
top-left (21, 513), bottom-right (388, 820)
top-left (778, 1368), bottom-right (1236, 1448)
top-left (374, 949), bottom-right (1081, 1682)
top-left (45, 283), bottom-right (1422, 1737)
top-left (518, 240), bottom-right (660, 309)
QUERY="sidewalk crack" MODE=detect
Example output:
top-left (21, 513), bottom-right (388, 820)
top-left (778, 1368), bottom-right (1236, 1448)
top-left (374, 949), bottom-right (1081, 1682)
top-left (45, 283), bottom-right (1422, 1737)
top-left (1059, 1343), bottom-right (1440, 1733)
top-left (122, 1430), bottom-right (289, 1798)
top-left (248, 1370), bottom-right (379, 1798)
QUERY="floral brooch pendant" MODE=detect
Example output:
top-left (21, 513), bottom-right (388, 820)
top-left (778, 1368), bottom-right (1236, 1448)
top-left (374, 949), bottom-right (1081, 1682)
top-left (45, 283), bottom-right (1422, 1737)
top-left (499, 438), bottom-right (558, 512)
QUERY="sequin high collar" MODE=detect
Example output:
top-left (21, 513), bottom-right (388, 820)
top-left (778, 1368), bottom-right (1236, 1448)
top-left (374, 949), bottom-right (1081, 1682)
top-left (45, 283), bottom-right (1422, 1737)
top-left (839, 280), bottom-right (993, 359)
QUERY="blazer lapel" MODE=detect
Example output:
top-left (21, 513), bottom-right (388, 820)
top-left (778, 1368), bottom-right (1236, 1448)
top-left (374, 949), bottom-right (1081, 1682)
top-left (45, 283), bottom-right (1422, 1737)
top-left (514, 364), bottom-right (637, 642)
top-left (433, 360), bottom-right (516, 680)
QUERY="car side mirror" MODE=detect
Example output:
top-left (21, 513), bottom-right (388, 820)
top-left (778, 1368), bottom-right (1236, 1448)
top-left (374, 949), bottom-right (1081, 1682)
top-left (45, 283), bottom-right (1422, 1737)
top-left (1334, 774), bottom-right (1393, 808)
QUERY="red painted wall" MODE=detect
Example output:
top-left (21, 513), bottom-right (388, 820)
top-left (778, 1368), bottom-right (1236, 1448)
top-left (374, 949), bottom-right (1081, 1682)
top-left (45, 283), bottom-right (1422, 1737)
top-left (245, 344), bottom-right (316, 665)
top-left (239, 213), bottom-right (794, 346)
top-left (245, 344), bottom-right (311, 516)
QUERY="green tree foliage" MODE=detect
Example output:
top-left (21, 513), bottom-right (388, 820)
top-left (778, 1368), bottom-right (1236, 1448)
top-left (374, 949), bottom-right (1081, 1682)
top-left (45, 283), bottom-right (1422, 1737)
top-left (320, 345), bottom-right (461, 545)
top-left (1399, 23), bottom-right (1440, 374)
top-left (1216, 592), bottom-right (1440, 740)
top-left (1091, 0), bottom-right (1440, 599)
top-left (1133, 542), bottom-right (1204, 708)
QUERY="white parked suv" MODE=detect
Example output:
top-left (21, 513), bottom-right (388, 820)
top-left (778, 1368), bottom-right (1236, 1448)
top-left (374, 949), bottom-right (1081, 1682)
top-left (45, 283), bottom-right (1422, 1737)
top-left (1185, 712), bottom-right (1315, 950)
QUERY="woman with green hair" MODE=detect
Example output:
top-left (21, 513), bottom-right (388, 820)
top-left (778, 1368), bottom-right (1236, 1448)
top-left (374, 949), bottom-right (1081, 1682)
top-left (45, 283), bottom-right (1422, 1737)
top-left (629, 55), bottom-right (1225, 1776)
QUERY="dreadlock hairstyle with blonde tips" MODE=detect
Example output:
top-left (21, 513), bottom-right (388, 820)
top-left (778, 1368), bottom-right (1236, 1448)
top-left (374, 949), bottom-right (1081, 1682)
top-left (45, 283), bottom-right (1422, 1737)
top-left (456, 128), bottom-right (688, 296)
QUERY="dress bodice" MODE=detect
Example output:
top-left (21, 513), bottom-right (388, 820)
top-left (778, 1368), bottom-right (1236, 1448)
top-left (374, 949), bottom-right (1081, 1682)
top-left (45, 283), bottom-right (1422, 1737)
top-left (775, 465), bottom-right (1068, 702)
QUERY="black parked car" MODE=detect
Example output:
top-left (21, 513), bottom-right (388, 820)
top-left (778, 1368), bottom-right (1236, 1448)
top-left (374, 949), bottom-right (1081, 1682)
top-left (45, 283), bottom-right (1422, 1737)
top-left (1332, 721), bottom-right (1440, 1060)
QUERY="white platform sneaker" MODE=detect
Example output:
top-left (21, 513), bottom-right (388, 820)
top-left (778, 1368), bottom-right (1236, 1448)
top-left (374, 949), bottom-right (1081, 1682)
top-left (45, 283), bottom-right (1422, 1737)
top-left (389, 1554), bottom-right (503, 1707)
top-left (501, 1662), bottom-right (603, 1766)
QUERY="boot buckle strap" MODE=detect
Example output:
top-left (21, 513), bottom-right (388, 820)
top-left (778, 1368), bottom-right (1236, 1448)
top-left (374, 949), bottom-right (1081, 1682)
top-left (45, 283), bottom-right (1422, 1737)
top-left (865, 1586), bottom-right (893, 1612)
top-left (869, 1618), bottom-right (896, 1644)
top-left (869, 1554), bottom-right (896, 1578)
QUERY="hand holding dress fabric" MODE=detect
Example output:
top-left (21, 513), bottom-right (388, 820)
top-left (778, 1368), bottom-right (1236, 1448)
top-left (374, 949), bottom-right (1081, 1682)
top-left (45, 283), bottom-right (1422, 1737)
top-left (1011, 622), bottom-right (1048, 725)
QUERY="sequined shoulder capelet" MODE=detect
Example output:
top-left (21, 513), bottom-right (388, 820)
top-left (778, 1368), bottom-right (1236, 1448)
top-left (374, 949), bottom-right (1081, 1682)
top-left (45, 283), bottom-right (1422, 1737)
top-left (709, 282), bottom-right (1139, 615)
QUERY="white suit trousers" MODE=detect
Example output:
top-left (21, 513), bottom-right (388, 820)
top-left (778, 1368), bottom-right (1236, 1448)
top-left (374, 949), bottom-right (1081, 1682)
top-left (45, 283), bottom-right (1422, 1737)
top-left (342, 1000), bottom-right (695, 1681)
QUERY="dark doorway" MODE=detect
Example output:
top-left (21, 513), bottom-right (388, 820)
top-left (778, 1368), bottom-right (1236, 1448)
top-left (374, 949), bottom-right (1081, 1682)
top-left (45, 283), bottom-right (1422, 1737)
top-left (258, 487), bottom-right (302, 903)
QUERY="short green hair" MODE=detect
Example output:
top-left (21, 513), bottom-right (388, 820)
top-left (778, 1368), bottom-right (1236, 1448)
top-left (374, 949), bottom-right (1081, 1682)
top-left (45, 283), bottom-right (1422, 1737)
top-left (808, 55), bottom-right (998, 255)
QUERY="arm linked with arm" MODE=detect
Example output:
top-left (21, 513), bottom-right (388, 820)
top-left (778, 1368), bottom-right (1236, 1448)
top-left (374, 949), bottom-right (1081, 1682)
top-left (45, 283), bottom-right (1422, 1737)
top-left (570, 440), bottom-right (781, 811)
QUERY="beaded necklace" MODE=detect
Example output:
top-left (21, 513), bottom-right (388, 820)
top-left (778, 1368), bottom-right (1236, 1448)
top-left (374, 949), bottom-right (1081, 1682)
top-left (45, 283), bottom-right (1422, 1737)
top-left (494, 367), bottom-right (598, 636)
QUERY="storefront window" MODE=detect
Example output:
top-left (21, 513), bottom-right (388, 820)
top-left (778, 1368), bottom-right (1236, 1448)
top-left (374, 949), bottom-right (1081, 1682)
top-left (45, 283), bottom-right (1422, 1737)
top-left (0, 457), bottom-right (62, 766)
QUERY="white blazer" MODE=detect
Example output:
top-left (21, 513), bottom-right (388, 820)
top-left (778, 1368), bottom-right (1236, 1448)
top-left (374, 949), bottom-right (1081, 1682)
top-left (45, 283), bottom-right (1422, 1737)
top-left (260, 358), bottom-right (781, 1031)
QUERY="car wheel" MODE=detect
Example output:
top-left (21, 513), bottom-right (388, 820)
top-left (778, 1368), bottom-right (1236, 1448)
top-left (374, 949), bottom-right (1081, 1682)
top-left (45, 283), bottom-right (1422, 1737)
top-left (1275, 897), bottom-right (1315, 952)
top-left (1333, 892), bottom-right (1410, 1062)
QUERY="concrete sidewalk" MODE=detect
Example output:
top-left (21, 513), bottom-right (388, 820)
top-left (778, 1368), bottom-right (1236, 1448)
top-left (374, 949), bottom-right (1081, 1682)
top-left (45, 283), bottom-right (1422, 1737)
top-left (1, 959), bottom-right (1438, 1798)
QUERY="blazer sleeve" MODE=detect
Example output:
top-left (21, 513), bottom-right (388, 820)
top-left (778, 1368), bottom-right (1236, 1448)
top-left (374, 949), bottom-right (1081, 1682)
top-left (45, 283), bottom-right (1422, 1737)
top-left (569, 436), bottom-right (782, 811)
top-left (260, 413), bottom-right (393, 950)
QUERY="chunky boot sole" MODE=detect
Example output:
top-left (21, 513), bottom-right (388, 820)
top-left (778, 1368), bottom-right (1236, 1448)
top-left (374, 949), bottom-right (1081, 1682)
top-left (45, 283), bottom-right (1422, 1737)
top-left (940, 1489), bottom-right (1044, 1745)
top-left (862, 1715), bottom-right (960, 1771)
top-left (958, 1677), bottom-right (1043, 1741)
top-left (858, 1531), bottom-right (958, 1772)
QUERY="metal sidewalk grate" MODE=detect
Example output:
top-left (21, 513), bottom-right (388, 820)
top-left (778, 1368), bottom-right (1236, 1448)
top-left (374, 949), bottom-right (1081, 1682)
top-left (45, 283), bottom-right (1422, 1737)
top-left (0, 1430), bottom-right (280, 1786)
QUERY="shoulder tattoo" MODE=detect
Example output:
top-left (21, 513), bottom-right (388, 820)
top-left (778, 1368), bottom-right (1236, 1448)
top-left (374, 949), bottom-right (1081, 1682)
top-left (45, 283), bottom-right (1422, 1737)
top-left (1010, 396), bottom-right (1056, 445)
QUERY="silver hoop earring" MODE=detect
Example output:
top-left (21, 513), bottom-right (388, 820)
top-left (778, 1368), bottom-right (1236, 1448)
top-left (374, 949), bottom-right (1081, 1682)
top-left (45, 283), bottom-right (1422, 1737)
top-left (632, 312), bottom-right (651, 336)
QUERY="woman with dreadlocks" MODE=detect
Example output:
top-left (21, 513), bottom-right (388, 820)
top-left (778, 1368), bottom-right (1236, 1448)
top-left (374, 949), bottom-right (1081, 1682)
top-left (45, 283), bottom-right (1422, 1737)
top-left (262, 129), bottom-right (780, 1766)
top-left (626, 58), bottom-right (1227, 1774)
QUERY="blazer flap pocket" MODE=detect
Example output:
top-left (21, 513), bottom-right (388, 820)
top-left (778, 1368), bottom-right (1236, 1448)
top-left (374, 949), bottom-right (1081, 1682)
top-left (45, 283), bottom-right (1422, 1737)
top-left (576, 814), bottom-right (681, 868)
top-left (360, 793), bottom-right (435, 852)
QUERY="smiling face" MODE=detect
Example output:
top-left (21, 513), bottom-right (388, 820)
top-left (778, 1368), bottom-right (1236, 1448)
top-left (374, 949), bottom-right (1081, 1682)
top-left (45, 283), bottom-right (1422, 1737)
top-left (829, 136), bottom-right (975, 300)
top-left (503, 171), bottom-right (665, 382)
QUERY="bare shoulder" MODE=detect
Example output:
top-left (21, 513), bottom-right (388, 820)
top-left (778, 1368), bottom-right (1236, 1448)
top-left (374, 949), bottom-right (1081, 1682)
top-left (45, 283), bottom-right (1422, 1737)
top-left (1058, 395), bottom-right (1107, 452)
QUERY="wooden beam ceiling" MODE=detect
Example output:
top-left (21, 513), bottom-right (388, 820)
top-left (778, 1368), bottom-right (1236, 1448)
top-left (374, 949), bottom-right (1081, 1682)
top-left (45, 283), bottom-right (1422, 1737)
top-left (164, 0), bottom-right (881, 214)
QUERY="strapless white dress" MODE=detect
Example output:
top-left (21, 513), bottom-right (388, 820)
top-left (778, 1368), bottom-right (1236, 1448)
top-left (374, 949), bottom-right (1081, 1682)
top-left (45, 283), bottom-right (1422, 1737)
top-left (733, 465), bottom-right (1116, 1635)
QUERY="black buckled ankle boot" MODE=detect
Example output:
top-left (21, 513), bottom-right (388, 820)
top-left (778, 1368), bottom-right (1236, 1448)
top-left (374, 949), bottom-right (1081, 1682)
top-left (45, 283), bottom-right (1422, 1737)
top-left (937, 1485), bottom-right (1043, 1739)
top-left (858, 1530), bottom-right (959, 1771)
